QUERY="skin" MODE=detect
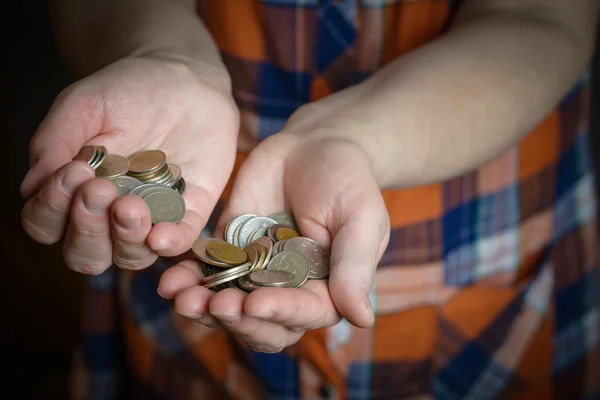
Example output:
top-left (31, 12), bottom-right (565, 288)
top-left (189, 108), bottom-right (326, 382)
top-left (22, 0), bottom-right (598, 353)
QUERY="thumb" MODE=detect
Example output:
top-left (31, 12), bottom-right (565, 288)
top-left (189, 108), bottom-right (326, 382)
top-left (328, 198), bottom-right (389, 328)
top-left (21, 86), bottom-right (107, 198)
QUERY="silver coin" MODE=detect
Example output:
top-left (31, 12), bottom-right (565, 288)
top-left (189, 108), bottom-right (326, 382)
top-left (238, 217), bottom-right (277, 249)
top-left (90, 146), bottom-right (108, 169)
top-left (266, 251), bottom-right (310, 288)
top-left (249, 270), bottom-right (294, 287)
top-left (282, 237), bottom-right (330, 279)
top-left (109, 176), bottom-right (144, 197)
top-left (269, 212), bottom-right (299, 231)
top-left (237, 275), bottom-right (261, 292)
top-left (166, 164), bottom-right (182, 187)
top-left (248, 227), bottom-right (269, 243)
top-left (226, 214), bottom-right (256, 245)
top-left (173, 177), bottom-right (186, 195)
top-left (129, 183), bottom-right (167, 198)
top-left (139, 186), bottom-right (186, 224)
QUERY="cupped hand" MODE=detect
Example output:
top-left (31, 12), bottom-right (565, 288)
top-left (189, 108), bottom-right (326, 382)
top-left (21, 56), bottom-right (239, 274)
top-left (159, 130), bottom-right (390, 353)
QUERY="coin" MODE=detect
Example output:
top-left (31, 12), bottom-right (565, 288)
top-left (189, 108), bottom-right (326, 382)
top-left (109, 176), bottom-right (144, 197)
top-left (90, 146), bottom-right (108, 169)
top-left (206, 241), bottom-right (248, 265)
top-left (203, 268), bottom-right (250, 289)
top-left (237, 275), bottom-right (261, 292)
top-left (252, 237), bottom-right (273, 269)
top-left (225, 214), bottom-right (256, 245)
top-left (248, 226), bottom-right (269, 243)
top-left (244, 246), bottom-right (260, 270)
top-left (166, 164), bottom-right (182, 187)
top-left (96, 154), bottom-right (130, 178)
top-left (129, 183), bottom-right (167, 197)
top-left (275, 227), bottom-right (299, 241)
top-left (73, 146), bottom-right (96, 164)
top-left (266, 251), bottom-right (310, 288)
top-left (133, 163), bottom-right (170, 183)
top-left (269, 212), bottom-right (299, 231)
top-left (283, 237), bottom-right (330, 279)
top-left (249, 270), bottom-right (294, 287)
top-left (238, 216), bottom-right (277, 249)
top-left (192, 238), bottom-right (235, 268)
top-left (128, 150), bottom-right (166, 175)
top-left (173, 177), bottom-right (186, 194)
top-left (139, 186), bottom-right (185, 224)
top-left (203, 262), bottom-right (251, 283)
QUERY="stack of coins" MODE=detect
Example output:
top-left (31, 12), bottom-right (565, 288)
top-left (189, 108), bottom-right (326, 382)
top-left (192, 212), bottom-right (330, 293)
top-left (72, 146), bottom-right (186, 224)
top-left (127, 150), bottom-right (184, 191)
top-left (72, 145), bottom-right (107, 169)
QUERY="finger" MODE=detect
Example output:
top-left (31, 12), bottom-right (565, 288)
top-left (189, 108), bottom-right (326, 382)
top-left (21, 161), bottom-right (95, 244)
top-left (21, 86), bottom-right (106, 198)
top-left (146, 185), bottom-right (215, 256)
top-left (174, 285), bottom-right (224, 330)
top-left (209, 288), bottom-right (302, 353)
top-left (158, 259), bottom-right (203, 299)
top-left (63, 178), bottom-right (118, 275)
top-left (214, 136), bottom-right (294, 236)
top-left (328, 197), bottom-right (389, 328)
top-left (243, 281), bottom-right (341, 330)
top-left (110, 194), bottom-right (156, 270)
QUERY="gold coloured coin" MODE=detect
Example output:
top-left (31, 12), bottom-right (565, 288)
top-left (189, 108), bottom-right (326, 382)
top-left (73, 146), bottom-right (96, 164)
top-left (128, 150), bottom-right (166, 175)
top-left (275, 227), bottom-right (299, 241)
top-left (206, 241), bottom-right (248, 265)
top-left (192, 238), bottom-right (235, 268)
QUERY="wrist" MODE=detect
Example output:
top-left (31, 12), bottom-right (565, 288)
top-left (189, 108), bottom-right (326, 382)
top-left (131, 49), bottom-right (233, 94)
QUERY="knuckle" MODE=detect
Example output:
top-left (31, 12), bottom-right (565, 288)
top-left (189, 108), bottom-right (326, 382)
top-left (70, 217), bottom-right (110, 237)
top-left (21, 209), bottom-right (61, 245)
top-left (63, 253), bottom-right (109, 276)
top-left (113, 254), bottom-right (155, 271)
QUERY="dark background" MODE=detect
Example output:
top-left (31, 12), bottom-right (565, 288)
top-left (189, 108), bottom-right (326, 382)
top-left (1, 2), bottom-right (599, 399)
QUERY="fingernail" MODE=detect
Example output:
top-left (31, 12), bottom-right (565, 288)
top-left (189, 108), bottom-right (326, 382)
top-left (21, 160), bottom-right (40, 190)
top-left (63, 165), bottom-right (94, 194)
top-left (115, 212), bottom-right (141, 229)
top-left (83, 192), bottom-right (111, 215)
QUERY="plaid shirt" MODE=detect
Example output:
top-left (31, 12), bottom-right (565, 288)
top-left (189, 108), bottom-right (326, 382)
top-left (71, 1), bottom-right (600, 399)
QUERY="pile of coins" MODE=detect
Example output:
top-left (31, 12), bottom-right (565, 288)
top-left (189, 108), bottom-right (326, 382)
top-left (191, 213), bottom-right (330, 292)
top-left (73, 145), bottom-right (186, 224)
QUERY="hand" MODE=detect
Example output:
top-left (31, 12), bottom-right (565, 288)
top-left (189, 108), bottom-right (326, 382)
top-left (158, 128), bottom-right (390, 353)
top-left (21, 56), bottom-right (239, 274)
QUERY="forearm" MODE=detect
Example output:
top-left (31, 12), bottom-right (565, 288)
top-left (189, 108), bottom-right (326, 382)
top-left (50, 0), bottom-right (226, 79)
top-left (312, 2), bottom-right (598, 189)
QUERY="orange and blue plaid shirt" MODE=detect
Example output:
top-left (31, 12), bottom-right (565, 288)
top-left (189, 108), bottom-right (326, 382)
top-left (71, 1), bottom-right (599, 399)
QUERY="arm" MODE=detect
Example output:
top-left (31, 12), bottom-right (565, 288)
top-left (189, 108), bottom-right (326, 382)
top-left (294, 0), bottom-right (599, 189)
top-left (50, 0), bottom-right (227, 81)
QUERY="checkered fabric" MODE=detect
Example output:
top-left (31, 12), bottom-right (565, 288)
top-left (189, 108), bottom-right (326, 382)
top-left (70, 1), bottom-right (600, 399)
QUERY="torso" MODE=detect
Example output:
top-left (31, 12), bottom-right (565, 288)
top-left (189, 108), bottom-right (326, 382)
top-left (78, 1), bottom-right (599, 398)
